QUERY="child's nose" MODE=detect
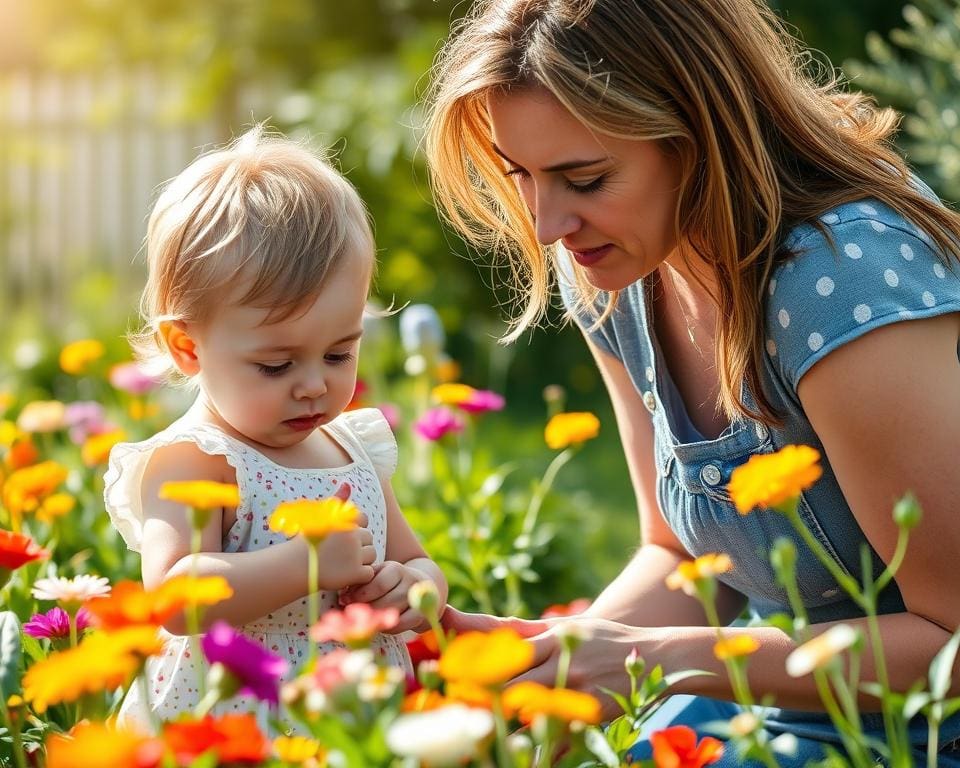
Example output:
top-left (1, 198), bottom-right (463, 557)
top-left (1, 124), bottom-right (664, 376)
top-left (294, 369), bottom-right (327, 400)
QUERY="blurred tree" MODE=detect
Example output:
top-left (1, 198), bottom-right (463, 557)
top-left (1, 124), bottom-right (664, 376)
top-left (844, 0), bottom-right (960, 202)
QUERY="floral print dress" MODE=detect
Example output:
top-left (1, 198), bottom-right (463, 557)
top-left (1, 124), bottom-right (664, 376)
top-left (103, 407), bottom-right (412, 733)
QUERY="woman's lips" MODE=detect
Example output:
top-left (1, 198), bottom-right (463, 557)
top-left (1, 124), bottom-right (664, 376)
top-left (284, 415), bottom-right (322, 431)
top-left (568, 244), bottom-right (613, 266)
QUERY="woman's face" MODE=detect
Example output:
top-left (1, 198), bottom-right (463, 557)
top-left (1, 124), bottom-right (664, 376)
top-left (486, 87), bottom-right (684, 290)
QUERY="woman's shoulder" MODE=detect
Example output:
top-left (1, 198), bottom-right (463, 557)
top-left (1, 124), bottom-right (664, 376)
top-left (765, 196), bottom-right (960, 391)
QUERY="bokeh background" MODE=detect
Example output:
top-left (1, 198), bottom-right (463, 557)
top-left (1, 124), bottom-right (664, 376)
top-left (1, 0), bottom-right (956, 593)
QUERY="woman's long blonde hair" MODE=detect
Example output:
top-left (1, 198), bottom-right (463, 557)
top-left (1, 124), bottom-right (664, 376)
top-left (424, 0), bottom-right (960, 424)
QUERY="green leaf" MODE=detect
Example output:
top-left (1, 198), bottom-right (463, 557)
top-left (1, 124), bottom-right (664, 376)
top-left (860, 681), bottom-right (885, 699)
top-left (583, 726), bottom-right (620, 767)
top-left (0, 612), bottom-right (22, 699)
top-left (597, 686), bottom-right (631, 715)
top-left (904, 691), bottom-right (931, 720)
top-left (603, 716), bottom-right (641, 752)
top-left (19, 634), bottom-right (46, 665)
top-left (662, 669), bottom-right (715, 688)
top-left (929, 627), bottom-right (960, 700)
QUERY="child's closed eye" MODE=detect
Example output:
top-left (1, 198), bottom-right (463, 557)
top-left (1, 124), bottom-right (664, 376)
top-left (256, 362), bottom-right (292, 376)
top-left (325, 352), bottom-right (355, 364)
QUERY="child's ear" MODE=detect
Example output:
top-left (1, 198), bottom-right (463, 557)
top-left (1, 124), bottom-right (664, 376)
top-left (159, 321), bottom-right (201, 376)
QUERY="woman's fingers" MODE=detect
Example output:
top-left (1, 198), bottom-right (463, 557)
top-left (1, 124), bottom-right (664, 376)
top-left (439, 606), bottom-right (551, 637)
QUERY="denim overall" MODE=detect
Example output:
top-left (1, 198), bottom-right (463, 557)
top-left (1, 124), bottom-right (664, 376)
top-left (559, 198), bottom-right (960, 765)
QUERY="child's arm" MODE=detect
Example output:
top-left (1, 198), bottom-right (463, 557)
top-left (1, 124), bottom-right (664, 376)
top-left (139, 441), bottom-right (376, 635)
top-left (339, 480), bottom-right (448, 633)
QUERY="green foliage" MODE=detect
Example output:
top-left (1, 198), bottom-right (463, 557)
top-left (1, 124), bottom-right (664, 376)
top-left (845, 0), bottom-right (960, 200)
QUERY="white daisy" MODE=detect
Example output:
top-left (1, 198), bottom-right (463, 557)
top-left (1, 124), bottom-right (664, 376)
top-left (31, 574), bottom-right (111, 605)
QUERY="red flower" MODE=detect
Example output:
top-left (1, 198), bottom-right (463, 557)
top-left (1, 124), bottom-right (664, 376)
top-left (651, 726), bottom-right (724, 768)
top-left (406, 629), bottom-right (442, 666)
top-left (0, 529), bottom-right (49, 570)
top-left (162, 713), bottom-right (268, 764)
top-left (540, 597), bottom-right (592, 619)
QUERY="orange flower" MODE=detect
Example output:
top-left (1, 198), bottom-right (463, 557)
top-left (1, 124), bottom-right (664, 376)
top-left (503, 681), bottom-right (602, 725)
top-left (84, 576), bottom-right (233, 630)
top-left (273, 735), bottom-right (325, 764)
top-left (35, 493), bottom-right (76, 524)
top-left (158, 480), bottom-right (240, 510)
top-left (727, 445), bottom-right (822, 514)
top-left (544, 412), bottom-right (600, 450)
top-left (431, 383), bottom-right (477, 406)
top-left (650, 725), bottom-right (724, 768)
top-left (81, 430), bottom-right (126, 467)
top-left (162, 713), bottom-right (269, 764)
top-left (713, 634), bottom-right (760, 661)
top-left (665, 554), bottom-right (733, 597)
top-left (46, 721), bottom-right (163, 768)
top-left (438, 629), bottom-right (534, 688)
top-left (5, 439), bottom-right (38, 470)
top-left (59, 339), bottom-right (105, 375)
top-left (402, 689), bottom-right (450, 713)
top-left (268, 497), bottom-right (359, 543)
top-left (0, 529), bottom-right (49, 571)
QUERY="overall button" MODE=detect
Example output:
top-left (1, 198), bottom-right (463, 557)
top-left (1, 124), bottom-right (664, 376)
top-left (700, 464), bottom-right (722, 487)
top-left (755, 423), bottom-right (768, 441)
top-left (642, 391), bottom-right (657, 413)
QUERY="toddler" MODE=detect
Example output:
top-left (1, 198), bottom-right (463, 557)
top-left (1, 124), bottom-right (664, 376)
top-left (103, 126), bottom-right (446, 730)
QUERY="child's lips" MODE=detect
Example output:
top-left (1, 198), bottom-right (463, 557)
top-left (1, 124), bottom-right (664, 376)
top-left (284, 414), bottom-right (322, 431)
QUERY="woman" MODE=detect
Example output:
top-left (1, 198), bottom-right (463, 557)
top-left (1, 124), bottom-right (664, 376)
top-left (423, 0), bottom-right (960, 763)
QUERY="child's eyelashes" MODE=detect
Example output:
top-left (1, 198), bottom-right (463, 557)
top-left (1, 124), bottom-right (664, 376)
top-left (257, 362), bottom-right (292, 377)
top-left (255, 353), bottom-right (355, 377)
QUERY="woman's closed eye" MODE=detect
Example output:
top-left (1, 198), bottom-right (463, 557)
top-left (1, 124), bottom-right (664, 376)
top-left (503, 167), bottom-right (608, 195)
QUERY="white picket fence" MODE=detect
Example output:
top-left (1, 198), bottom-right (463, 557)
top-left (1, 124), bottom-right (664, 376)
top-left (0, 68), bottom-right (235, 325)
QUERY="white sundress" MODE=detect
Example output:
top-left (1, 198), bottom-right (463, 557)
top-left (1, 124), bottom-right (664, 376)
top-left (103, 407), bottom-right (412, 733)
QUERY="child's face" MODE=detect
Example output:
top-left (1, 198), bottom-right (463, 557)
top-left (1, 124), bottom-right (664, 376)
top-left (189, 252), bottom-right (371, 450)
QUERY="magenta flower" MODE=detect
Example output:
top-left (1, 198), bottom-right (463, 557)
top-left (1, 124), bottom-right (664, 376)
top-left (414, 407), bottom-right (463, 442)
top-left (23, 606), bottom-right (92, 639)
top-left (459, 389), bottom-right (505, 414)
top-left (108, 361), bottom-right (162, 395)
top-left (201, 621), bottom-right (288, 705)
top-left (310, 603), bottom-right (400, 648)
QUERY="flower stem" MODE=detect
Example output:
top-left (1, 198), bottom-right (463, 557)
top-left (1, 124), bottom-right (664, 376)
top-left (522, 448), bottom-right (575, 537)
top-left (0, 701), bottom-right (27, 768)
top-left (308, 542), bottom-right (320, 666)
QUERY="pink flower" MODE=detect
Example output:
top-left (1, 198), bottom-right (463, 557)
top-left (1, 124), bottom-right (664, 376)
top-left (64, 401), bottom-right (112, 445)
top-left (414, 408), bottom-right (463, 442)
top-left (108, 361), bottom-right (162, 395)
top-left (459, 389), bottom-right (505, 414)
top-left (202, 621), bottom-right (288, 706)
top-left (23, 606), bottom-right (92, 639)
top-left (311, 648), bottom-right (352, 692)
top-left (310, 603), bottom-right (400, 648)
top-left (377, 403), bottom-right (402, 432)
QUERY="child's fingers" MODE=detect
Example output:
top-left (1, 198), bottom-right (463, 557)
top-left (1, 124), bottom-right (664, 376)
top-left (357, 528), bottom-right (373, 547)
top-left (344, 564), bottom-right (401, 603)
top-left (392, 607), bottom-right (422, 634)
top-left (361, 543), bottom-right (376, 566)
top-left (333, 482), bottom-right (352, 501)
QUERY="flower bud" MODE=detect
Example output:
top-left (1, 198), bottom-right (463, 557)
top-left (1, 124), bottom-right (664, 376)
top-left (408, 580), bottom-right (440, 620)
top-left (893, 492), bottom-right (922, 531)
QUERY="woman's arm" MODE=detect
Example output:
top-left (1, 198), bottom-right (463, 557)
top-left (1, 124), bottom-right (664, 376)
top-left (582, 339), bottom-right (746, 626)
top-left (140, 441), bottom-right (375, 634)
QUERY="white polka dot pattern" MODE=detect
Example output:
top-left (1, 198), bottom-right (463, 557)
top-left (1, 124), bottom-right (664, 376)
top-left (767, 202), bottom-right (960, 388)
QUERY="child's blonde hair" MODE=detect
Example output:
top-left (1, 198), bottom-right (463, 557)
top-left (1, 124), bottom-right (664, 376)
top-left (131, 125), bottom-right (374, 381)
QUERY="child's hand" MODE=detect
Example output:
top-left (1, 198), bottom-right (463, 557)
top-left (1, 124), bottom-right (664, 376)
top-left (313, 524), bottom-right (377, 591)
top-left (339, 561), bottom-right (432, 632)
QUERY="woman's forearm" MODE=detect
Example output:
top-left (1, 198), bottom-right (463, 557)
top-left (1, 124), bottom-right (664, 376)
top-left (661, 611), bottom-right (957, 710)
top-left (585, 543), bottom-right (747, 627)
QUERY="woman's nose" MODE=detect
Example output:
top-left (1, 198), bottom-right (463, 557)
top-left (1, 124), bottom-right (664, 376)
top-left (533, 190), bottom-right (581, 246)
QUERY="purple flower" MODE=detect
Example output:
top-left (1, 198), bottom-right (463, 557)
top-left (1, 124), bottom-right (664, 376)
top-left (109, 361), bottom-right (162, 395)
top-left (201, 621), bottom-right (288, 705)
top-left (64, 401), bottom-right (110, 444)
top-left (23, 606), bottom-right (92, 639)
top-left (414, 407), bottom-right (463, 442)
top-left (459, 389), bottom-right (505, 414)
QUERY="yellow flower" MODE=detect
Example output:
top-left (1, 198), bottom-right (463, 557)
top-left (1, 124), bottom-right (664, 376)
top-left (161, 574), bottom-right (234, 608)
top-left (46, 721), bottom-right (160, 768)
top-left (786, 624), bottom-right (858, 678)
top-left (35, 492), bottom-right (76, 524)
top-left (503, 681), bottom-right (602, 725)
top-left (713, 634), bottom-right (760, 661)
top-left (2, 461), bottom-right (69, 521)
top-left (544, 412), bottom-right (600, 450)
top-left (435, 359), bottom-right (462, 384)
top-left (268, 497), bottom-right (359, 543)
top-left (439, 629), bottom-right (534, 688)
top-left (0, 421), bottom-right (21, 448)
top-left (0, 393), bottom-right (14, 416)
top-left (665, 553), bottom-right (733, 597)
top-left (81, 430), bottom-right (126, 467)
top-left (158, 480), bottom-right (240, 509)
top-left (431, 383), bottom-right (477, 406)
top-left (727, 445), bottom-right (822, 514)
top-left (59, 339), bottom-right (105, 375)
top-left (128, 400), bottom-right (160, 421)
top-left (274, 735), bottom-right (325, 763)
top-left (16, 400), bottom-right (66, 433)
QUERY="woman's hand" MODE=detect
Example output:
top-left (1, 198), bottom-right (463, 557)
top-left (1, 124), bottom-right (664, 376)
top-left (517, 618), bottom-right (657, 722)
top-left (440, 605), bottom-right (553, 637)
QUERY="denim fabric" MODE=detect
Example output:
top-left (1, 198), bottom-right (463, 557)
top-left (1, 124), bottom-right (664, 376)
top-left (558, 197), bottom-right (960, 758)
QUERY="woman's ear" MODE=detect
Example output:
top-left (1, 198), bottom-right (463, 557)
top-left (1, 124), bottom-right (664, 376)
top-left (159, 321), bottom-right (201, 376)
